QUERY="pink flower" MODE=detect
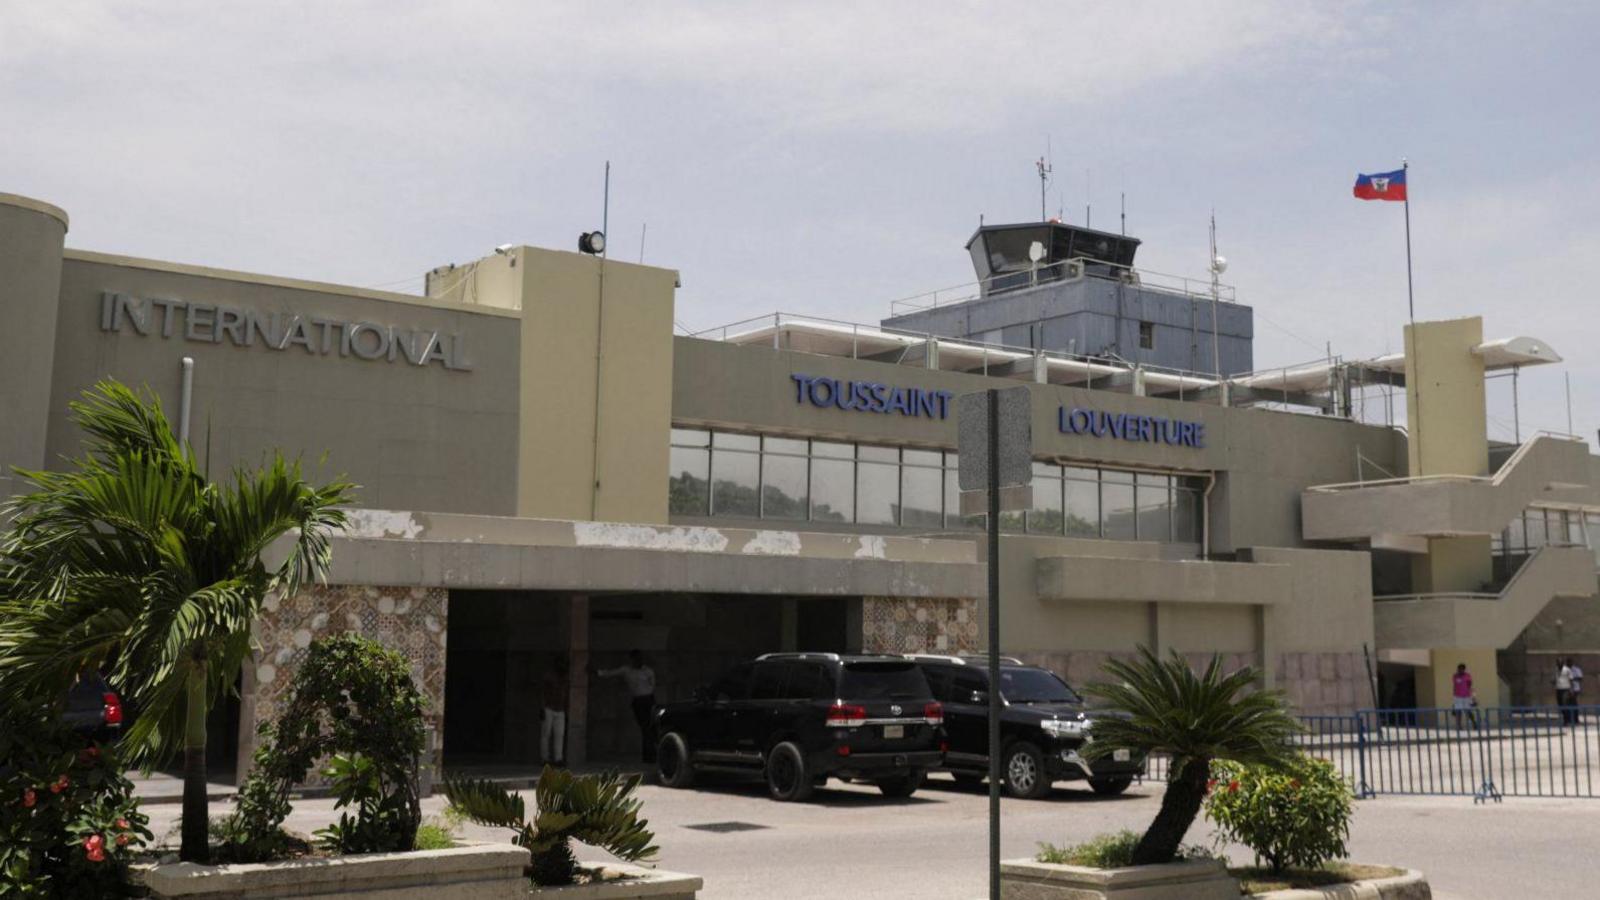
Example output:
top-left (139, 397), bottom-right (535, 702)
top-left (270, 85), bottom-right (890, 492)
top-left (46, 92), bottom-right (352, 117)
top-left (116, 818), bottom-right (130, 830)
top-left (50, 775), bottom-right (69, 794)
top-left (116, 833), bottom-right (131, 847)
top-left (86, 847), bottom-right (106, 863)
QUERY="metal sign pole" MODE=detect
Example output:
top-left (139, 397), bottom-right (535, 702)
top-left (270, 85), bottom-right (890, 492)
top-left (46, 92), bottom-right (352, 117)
top-left (986, 388), bottom-right (1002, 900)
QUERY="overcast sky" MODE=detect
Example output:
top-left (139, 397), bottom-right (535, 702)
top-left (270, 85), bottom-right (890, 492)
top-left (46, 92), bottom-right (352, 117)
top-left (6, 2), bottom-right (1597, 444)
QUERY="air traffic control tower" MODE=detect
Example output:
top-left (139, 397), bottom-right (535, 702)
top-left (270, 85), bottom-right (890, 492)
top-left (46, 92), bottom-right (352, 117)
top-left (881, 222), bottom-right (1253, 377)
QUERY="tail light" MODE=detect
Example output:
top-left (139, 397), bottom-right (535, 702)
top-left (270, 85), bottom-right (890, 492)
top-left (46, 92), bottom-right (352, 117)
top-left (102, 692), bottom-right (124, 726)
top-left (923, 702), bottom-right (944, 726)
top-left (826, 703), bottom-right (867, 728)
top-left (836, 745), bottom-right (852, 756)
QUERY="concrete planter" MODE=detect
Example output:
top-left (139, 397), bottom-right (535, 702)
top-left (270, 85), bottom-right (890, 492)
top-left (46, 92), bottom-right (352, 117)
top-left (1000, 857), bottom-right (1240, 900)
top-left (132, 842), bottom-right (532, 899)
top-left (528, 863), bottom-right (703, 898)
top-left (1248, 867), bottom-right (1431, 900)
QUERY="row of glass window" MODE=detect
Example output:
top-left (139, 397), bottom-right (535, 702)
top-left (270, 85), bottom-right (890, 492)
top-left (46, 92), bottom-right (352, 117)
top-left (1493, 507), bottom-right (1599, 563)
top-left (668, 428), bottom-right (1204, 542)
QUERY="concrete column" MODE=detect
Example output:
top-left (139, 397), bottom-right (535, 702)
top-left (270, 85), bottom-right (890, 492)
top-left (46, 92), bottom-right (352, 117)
top-left (0, 194), bottom-right (68, 500)
top-left (566, 594), bottom-right (590, 767)
top-left (780, 598), bottom-right (798, 652)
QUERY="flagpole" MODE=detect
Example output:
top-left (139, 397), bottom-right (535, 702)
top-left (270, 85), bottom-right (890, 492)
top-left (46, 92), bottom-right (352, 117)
top-left (1402, 158), bottom-right (1415, 323)
top-left (1401, 157), bottom-right (1422, 475)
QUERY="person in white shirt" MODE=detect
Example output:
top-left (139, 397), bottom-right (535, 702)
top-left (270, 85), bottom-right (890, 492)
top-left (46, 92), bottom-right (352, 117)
top-left (1556, 660), bottom-right (1575, 725)
top-left (597, 650), bottom-right (658, 763)
top-left (1567, 658), bottom-right (1584, 723)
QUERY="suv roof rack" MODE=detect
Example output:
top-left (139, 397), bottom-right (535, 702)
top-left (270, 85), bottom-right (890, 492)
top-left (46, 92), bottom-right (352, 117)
top-left (755, 652), bottom-right (843, 662)
top-left (904, 653), bottom-right (1025, 666)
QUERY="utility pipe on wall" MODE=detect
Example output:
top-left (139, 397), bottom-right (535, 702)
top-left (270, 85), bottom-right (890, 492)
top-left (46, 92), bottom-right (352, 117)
top-left (178, 357), bottom-right (194, 446)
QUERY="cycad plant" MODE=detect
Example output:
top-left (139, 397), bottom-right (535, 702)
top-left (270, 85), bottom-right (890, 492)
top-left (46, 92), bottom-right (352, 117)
top-left (1082, 647), bottom-right (1301, 866)
top-left (0, 380), bottom-right (353, 862)
top-left (444, 766), bottom-right (658, 886)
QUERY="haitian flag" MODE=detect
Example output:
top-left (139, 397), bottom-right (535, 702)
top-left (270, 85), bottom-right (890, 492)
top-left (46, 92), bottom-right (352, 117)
top-left (1354, 169), bottom-right (1407, 201)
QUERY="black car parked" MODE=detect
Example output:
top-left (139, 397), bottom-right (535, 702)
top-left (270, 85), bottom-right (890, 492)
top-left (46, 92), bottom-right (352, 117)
top-left (908, 655), bottom-right (1143, 799)
top-left (654, 652), bottom-right (945, 801)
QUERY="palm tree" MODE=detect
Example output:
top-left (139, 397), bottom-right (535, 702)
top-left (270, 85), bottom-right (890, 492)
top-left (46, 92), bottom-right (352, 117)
top-left (1081, 647), bottom-right (1301, 866)
top-left (0, 380), bottom-right (353, 862)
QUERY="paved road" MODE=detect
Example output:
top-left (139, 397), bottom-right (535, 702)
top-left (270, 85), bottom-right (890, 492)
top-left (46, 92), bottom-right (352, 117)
top-left (145, 772), bottom-right (1597, 898)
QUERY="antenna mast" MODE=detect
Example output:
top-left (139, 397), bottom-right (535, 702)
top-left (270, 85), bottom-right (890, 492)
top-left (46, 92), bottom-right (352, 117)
top-left (1209, 210), bottom-right (1223, 377)
top-left (1036, 142), bottom-right (1053, 222)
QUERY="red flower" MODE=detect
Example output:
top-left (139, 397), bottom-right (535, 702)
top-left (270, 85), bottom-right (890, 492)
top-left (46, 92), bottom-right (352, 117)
top-left (85, 834), bottom-right (104, 850)
top-left (1205, 778), bottom-right (1216, 794)
top-left (22, 788), bottom-right (37, 808)
top-left (1227, 780), bottom-right (1240, 793)
top-left (77, 746), bottom-right (101, 766)
top-left (86, 847), bottom-right (106, 863)
top-left (50, 775), bottom-right (69, 794)
top-left (116, 818), bottom-right (130, 830)
top-left (116, 833), bottom-right (131, 847)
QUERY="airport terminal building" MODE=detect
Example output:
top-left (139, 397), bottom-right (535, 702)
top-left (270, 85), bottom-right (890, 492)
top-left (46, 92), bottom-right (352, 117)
top-left (4, 192), bottom-right (1598, 775)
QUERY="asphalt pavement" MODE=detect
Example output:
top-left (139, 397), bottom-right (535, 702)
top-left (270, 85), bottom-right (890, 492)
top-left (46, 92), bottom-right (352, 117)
top-left (142, 771), bottom-right (1594, 899)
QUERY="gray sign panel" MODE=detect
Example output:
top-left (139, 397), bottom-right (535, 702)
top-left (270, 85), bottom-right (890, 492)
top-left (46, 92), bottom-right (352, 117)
top-left (957, 386), bottom-right (1032, 491)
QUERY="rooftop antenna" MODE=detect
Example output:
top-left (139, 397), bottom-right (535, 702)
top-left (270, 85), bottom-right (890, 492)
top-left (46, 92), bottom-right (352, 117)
top-left (639, 222), bottom-right (647, 264)
top-left (1084, 168), bottom-right (1091, 229)
top-left (1208, 210), bottom-right (1228, 377)
top-left (1120, 192), bottom-right (1126, 236)
top-left (1036, 140), bottom-right (1053, 223)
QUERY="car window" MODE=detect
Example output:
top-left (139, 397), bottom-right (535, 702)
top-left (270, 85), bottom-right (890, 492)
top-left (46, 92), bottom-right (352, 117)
top-left (750, 661), bottom-right (791, 700)
top-left (951, 669), bottom-right (988, 702)
top-left (999, 667), bottom-right (1082, 704)
top-left (839, 662), bottom-right (932, 700)
top-left (787, 662), bottom-right (834, 700)
top-left (920, 665), bottom-right (954, 702)
top-left (711, 663), bottom-right (752, 701)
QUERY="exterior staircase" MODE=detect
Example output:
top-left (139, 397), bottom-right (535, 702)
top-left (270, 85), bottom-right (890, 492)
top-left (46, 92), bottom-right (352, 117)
top-left (1374, 545), bottom-right (1596, 649)
top-left (1302, 434), bottom-right (1594, 542)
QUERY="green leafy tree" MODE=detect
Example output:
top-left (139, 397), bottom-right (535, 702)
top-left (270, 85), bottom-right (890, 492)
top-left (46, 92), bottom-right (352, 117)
top-left (0, 380), bottom-right (353, 862)
top-left (445, 766), bottom-right (657, 886)
top-left (1082, 647), bottom-right (1301, 867)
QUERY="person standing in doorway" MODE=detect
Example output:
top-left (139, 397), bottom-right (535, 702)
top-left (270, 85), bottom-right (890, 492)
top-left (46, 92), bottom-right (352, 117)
top-left (598, 650), bottom-right (657, 763)
top-left (1555, 658), bottom-right (1575, 726)
top-left (1451, 663), bottom-right (1477, 729)
top-left (540, 658), bottom-right (569, 767)
top-left (1569, 658), bottom-right (1585, 722)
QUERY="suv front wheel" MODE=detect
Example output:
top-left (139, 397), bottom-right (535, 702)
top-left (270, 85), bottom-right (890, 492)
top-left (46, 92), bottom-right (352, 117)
top-left (656, 733), bottom-right (695, 788)
top-left (765, 741), bottom-right (814, 802)
top-left (876, 768), bottom-right (924, 798)
top-left (1003, 742), bottom-right (1052, 799)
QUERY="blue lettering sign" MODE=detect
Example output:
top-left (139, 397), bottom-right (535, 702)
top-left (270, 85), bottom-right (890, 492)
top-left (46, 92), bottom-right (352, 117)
top-left (792, 374), bottom-right (953, 420)
top-left (1057, 406), bottom-right (1205, 448)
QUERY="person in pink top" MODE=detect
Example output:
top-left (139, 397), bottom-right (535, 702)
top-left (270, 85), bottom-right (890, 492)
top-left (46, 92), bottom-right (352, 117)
top-left (1451, 663), bottom-right (1478, 729)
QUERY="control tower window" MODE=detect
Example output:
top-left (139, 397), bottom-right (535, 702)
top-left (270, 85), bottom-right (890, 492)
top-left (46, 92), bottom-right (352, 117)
top-left (1138, 321), bottom-right (1155, 350)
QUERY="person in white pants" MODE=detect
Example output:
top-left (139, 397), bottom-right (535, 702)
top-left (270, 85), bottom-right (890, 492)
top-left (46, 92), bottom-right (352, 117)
top-left (540, 658), bottom-right (568, 767)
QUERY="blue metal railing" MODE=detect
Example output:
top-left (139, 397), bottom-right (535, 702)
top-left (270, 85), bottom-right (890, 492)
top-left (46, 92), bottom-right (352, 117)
top-left (1139, 705), bottom-right (1600, 801)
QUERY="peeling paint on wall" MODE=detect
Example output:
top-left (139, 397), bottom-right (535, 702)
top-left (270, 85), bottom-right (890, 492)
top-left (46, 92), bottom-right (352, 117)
top-left (854, 535), bottom-right (887, 559)
top-left (741, 530), bottom-right (803, 556)
top-left (572, 521), bottom-right (731, 553)
top-left (344, 508), bottom-right (425, 539)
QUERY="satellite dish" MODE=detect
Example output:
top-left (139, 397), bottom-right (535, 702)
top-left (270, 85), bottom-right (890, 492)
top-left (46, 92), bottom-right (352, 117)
top-left (1210, 254), bottom-right (1228, 274)
top-left (1028, 241), bottom-right (1046, 263)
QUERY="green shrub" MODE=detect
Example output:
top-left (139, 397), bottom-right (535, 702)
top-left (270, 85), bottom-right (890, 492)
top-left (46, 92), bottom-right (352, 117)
top-left (218, 635), bottom-right (427, 862)
top-left (412, 821), bottom-right (456, 851)
top-left (445, 766), bottom-right (657, 886)
top-left (0, 710), bottom-right (151, 898)
top-left (1037, 831), bottom-right (1214, 868)
top-left (1204, 755), bottom-right (1353, 874)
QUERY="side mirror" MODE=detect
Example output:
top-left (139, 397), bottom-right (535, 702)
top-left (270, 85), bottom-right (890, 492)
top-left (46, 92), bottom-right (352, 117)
top-left (969, 690), bottom-right (989, 705)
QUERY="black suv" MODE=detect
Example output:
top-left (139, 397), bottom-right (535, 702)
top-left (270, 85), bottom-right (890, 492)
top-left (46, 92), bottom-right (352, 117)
top-left (908, 655), bottom-right (1143, 799)
top-left (654, 653), bottom-right (945, 801)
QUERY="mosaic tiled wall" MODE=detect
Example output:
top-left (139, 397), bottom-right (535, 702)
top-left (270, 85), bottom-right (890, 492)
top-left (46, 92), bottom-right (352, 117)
top-left (1275, 652), bottom-right (1368, 715)
top-left (862, 597), bottom-right (979, 654)
top-left (246, 584), bottom-right (448, 774)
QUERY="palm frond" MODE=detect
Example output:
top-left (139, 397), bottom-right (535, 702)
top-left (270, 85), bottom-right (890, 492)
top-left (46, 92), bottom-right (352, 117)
top-left (442, 777), bottom-right (528, 830)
